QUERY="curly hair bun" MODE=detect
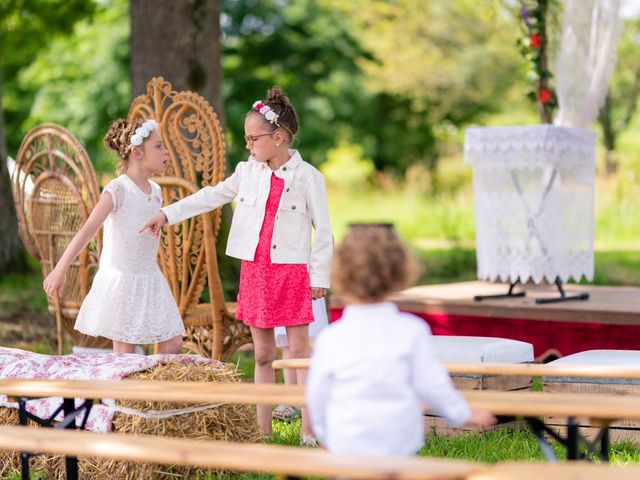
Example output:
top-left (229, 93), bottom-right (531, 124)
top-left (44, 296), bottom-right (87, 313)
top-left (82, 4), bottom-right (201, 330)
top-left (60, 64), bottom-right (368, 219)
top-left (103, 119), bottom-right (138, 158)
top-left (266, 86), bottom-right (290, 108)
top-left (264, 86), bottom-right (299, 138)
top-left (104, 119), bottom-right (140, 174)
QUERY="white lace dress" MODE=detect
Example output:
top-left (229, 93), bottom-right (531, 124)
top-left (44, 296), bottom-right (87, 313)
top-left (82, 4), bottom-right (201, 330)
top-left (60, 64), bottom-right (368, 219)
top-left (74, 175), bottom-right (185, 344)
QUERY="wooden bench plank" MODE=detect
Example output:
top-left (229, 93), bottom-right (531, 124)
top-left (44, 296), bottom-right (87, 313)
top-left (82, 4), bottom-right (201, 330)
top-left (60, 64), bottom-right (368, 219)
top-left (467, 462), bottom-right (640, 480)
top-left (2, 425), bottom-right (640, 479)
top-left (3, 379), bottom-right (640, 421)
top-left (272, 358), bottom-right (640, 380)
top-left (0, 425), bottom-right (478, 480)
top-left (0, 379), bottom-right (305, 405)
top-left (463, 389), bottom-right (640, 419)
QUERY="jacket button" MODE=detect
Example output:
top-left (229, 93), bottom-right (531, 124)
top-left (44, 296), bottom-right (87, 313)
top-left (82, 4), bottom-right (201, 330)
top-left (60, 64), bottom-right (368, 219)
top-left (286, 188), bottom-right (290, 192)
top-left (272, 245), bottom-right (277, 249)
top-left (282, 166), bottom-right (287, 171)
top-left (239, 197), bottom-right (244, 202)
top-left (291, 205), bottom-right (296, 210)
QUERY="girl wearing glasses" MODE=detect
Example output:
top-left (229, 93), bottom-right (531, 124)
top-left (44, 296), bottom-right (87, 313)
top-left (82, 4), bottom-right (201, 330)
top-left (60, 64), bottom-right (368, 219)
top-left (141, 87), bottom-right (332, 445)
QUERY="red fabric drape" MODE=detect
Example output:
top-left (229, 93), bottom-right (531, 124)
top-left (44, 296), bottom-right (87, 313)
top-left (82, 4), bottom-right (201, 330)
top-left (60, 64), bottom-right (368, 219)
top-left (330, 308), bottom-right (640, 361)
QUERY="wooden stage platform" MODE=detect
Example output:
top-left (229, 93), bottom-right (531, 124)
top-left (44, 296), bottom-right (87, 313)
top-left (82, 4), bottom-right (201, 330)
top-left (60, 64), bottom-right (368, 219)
top-left (329, 281), bottom-right (640, 362)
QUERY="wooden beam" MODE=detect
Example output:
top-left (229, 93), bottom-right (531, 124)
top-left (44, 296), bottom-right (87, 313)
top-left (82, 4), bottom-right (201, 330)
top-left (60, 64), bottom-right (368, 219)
top-left (2, 379), bottom-right (640, 421)
top-left (272, 358), bottom-right (640, 381)
top-left (468, 461), bottom-right (640, 480)
top-left (0, 426), bottom-right (477, 480)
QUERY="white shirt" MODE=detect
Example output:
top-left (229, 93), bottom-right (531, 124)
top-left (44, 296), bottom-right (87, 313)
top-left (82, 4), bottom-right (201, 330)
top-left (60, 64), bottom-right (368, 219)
top-left (306, 302), bottom-right (471, 456)
top-left (161, 150), bottom-right (333, 288)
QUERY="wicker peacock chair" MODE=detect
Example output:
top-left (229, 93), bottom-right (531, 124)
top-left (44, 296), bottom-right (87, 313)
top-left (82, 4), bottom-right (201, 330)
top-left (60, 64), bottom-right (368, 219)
top-left (128, 77), bottom-right (252, 360)
top-left (11, 124), bottom-right (112, 354)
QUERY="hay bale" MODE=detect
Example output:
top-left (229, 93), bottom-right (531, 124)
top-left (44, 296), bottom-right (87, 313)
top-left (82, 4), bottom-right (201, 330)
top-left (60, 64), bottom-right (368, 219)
top-left (0, 359), bottom-right (263, 480)
top-left (0, 406), bottom-right (63, 477)
top-left (0, 408), bottom-right (22, 477)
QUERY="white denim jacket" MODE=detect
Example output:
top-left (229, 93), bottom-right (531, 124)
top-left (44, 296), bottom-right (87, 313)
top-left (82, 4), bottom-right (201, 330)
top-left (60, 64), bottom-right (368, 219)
top-left (161, 150), bottom-right (333, 288)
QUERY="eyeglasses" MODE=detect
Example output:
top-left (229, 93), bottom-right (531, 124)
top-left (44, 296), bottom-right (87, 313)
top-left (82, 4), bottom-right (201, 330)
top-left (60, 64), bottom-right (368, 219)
top-left (244, 133), bottom-right (273, 145)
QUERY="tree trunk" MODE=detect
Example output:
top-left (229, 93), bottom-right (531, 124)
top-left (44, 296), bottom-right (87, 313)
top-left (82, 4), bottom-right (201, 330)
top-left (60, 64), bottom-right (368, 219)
top-left (598, 92), bottom-right (618, 175)
top-left (0, 71), bottom-right (25, 273)
top-left (129, 0), bottom-right (225, 127)
top-left (129, 0), bottom-right (238, 297)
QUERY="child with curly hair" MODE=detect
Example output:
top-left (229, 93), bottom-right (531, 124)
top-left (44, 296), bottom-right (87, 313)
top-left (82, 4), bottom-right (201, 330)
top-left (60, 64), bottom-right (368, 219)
top-left (306, 224), bottom-right (495, 455)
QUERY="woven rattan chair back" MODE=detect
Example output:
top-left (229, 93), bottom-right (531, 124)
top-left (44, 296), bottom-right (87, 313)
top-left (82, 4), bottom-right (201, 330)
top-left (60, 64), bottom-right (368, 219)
top-left (128, 77), bottom-right (251, 359)
top-left (11, 124), bottom-right (111, 353)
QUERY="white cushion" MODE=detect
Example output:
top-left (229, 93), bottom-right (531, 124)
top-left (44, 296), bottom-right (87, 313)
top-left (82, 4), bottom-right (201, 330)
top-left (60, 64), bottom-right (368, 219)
top-left (546, 350), bottom-right (640, 385)
top-left (432, 336), bottom-right (534, 364)
top-left (548, 350), bottom-right (640, 366)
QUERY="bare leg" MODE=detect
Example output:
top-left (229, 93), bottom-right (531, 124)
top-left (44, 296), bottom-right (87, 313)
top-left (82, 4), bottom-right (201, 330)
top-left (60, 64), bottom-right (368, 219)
top-left (158, 335), bottom-right (183, 354)
top-left (250, 326), bottom-right (277, 435)
top-left (285, 324), bottom-right (312, 437)
top-left (112, 341), bottom-right (136, 353)
top-left (280, 347), bottom-right (298, 385)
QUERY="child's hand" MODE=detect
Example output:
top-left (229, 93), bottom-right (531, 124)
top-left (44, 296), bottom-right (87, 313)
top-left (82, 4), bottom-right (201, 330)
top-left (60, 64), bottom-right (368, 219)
top-left (139, 211), bottom-right (168, 237)
top-left (43, 268), bottom-right (66, 299)
top-left (311, 287), bottom-right (326, 300)
top-left (465, 407), bottom-right (497, 427)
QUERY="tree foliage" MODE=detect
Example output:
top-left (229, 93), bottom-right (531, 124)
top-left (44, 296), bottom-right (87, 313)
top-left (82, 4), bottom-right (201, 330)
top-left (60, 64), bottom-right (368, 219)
top-left (221, 0), bottom-right (523, 173)
top-left (322, 0), bottom-right (523, 125)
top-left (598, 18), bottom-right (640, 174)
top-left (0, 0), bottom-right (97, 273)
top-left (12, 0), bottom-right (129, 172)
top-left (3, 0), bottom-right (544, 177)
top-left (0, 0), bottom-right (98, 155)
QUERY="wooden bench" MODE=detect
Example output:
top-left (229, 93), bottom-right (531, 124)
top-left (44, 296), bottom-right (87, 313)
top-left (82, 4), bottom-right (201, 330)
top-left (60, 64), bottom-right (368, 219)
top-left (468, 462), bottom-right (640, 480)
top-left (3, 377), bottom-right (640, 463)
top-left (5, 377), bottom-right (640, 422)
top-left (273, 357), bottom-right (640, 380)
top-left (543, 350), bottom-right (640, 442)
top-left (0, 425), bottom-right (478, 480)
top-left (2, 426), bottom-right (640, 480)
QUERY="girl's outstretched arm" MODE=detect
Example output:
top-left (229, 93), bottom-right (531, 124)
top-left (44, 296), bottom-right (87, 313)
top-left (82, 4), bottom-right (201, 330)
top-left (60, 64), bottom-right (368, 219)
top-left (43, 193), bottom-right (114, 298)
top-left (139, 210), bottom-right (167, 237)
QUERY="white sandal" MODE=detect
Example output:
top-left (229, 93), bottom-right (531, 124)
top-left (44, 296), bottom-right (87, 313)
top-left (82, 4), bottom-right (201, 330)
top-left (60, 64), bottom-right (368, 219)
top-left (301, 434), bottom-right (319, 447)
top-left (272, 404), bottom-right (301, 421)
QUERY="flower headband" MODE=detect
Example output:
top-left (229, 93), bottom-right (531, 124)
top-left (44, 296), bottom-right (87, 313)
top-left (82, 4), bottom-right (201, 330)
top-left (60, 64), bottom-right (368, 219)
top-left (252, 100), bottom-right (280, 126)
top-left (130, 119), bottom-right (160, 147)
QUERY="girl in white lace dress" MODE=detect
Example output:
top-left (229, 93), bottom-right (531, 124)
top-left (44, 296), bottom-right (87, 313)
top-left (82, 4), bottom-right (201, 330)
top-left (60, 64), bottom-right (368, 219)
top-left (43, 119), bottom-right (184, 354)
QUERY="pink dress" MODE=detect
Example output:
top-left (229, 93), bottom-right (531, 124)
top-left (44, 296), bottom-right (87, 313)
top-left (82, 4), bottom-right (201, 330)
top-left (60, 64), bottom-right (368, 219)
top-left (236, 173), bottom-right (314, 329)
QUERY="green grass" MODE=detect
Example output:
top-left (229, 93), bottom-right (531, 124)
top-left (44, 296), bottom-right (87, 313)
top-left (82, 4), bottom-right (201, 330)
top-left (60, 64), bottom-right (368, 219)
top-left (0, 259), bottom-right (49, 319)
top-left (328, 184), bottom-right (476, 244)
top-left (328, 175), bottom-right (640, 249)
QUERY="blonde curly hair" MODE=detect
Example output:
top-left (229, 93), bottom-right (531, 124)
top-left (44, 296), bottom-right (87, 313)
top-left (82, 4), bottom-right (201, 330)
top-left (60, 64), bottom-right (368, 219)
top-left (331, 224), bottom-right (418, 302)
top-left (103, 119), bottom-right (141, 174)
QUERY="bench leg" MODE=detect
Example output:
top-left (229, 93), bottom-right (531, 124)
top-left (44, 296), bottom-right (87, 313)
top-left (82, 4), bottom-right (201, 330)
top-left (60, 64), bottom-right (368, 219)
top-left (527, 416), bottom-right (611, 462)
top-left (566, 417), bottom-right (579, 460)
top-left (18, 398), bottom-right (32, 480)
top-left (63, 397), bottom-right (79, 480)
top-left (16, 395), bottom-right (94, 479)
top-left (20, 452), bottom-right (30, 480)
top-left (526, 417), bottom-right (559, 462)
top-left (600, 428), bottom-right (610, 462)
